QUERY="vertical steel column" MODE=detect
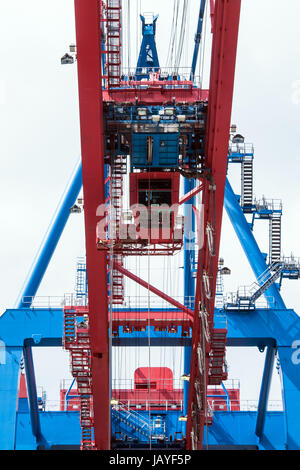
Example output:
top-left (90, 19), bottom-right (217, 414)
top-left (16, 160), bottom-right (82, 309)
top-left (255, 345), bottom-right (276, 439)
top-left (74, 0), bottom-right (110, 449)
top-left (190, 0), bottom-right (207, 80)
top-left (23, 343), bottom-right (49, 449)
top-left (183, 178), bottom-right (196, 425)
top-left (186, 0), bottom-right (241, 449)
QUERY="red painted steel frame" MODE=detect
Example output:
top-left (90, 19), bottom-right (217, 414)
top-left (74, 0), bottom-right (110, 449)
top-left (129, 171), bottom-right (180, 207)
top-left (186, 0), bottom-right (241, 450)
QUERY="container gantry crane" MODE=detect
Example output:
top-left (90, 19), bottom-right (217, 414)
top-left (1, 0), bottom-right (300, 452)
top-left (72, 0), bottom-right (240, 450)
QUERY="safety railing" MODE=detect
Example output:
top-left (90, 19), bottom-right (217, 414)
top-left (41, 398), bottom-right (284, 413)
top-left (210, 399), bottom-right (283, 412)
top-left (112, 399), bottom-right (184, 411)
top-left (228, 142), bottom-right (254, 155)
top-left (20, 296), bottom-right (69, 309)
top-left (112, 378), bottom-right (183, 390)
top-left (122, 295), bottom-right (195, 309)
top-left (223, 292), bottom-right (274, 309)
top-left (20, 294), bottom-right (88, 308)
top-left (22, 291), bottom-right (280, 311)
top-left (60, 396), bottom-right (183, 412)
top-left (254, 197), bottom-right (283, 212)
top-left (208, 379), bottom-right (240, 391)
top-left (118, 67), bottom-right (204, 89)
top-left (20, 294), bottom-right (194, 310)
top-left (281, 255), bottom-right (300, 269)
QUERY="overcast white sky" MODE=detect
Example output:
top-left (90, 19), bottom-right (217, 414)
top-left (1, 0), bottom-right (300, 409)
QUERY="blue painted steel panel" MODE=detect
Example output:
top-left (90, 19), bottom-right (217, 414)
top-left (1, 304), bottom-right (300, 448)
top-left (132, 133), bottom-right (179, 168)
top-left (15, 412), bottom-right (81, 450)
top-left (203, 412), bottom-right (285, 450)
top-left (14, 410), bottom-right (287, 450)
top-left (183, 178), bottom-right (196, 429)
top-left (0, 347), bottom-right (23, 449)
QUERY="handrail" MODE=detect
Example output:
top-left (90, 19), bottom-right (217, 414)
top-left (64, 378), bottom-right (76, 411)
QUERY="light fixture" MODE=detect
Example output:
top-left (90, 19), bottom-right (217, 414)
top-left (110, 399), bottom-right (119, 405)
top-left (180, 374), bottom-right (190, 382)
top-left (164, 107), bottom-right (175, 116)
top-left (61, 53), bottom-right (74, 65)
top-left (137, 108), bottom-right (147, 116)
top-left (221, 267), bottom-right (231, 275)
top-left (232, 134), bottom-right (245, 143)
top-left (178, 415), bottom-right (187, 422)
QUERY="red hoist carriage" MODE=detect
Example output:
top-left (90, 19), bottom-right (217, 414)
top-left (102, 171), bottom-right (183, 256)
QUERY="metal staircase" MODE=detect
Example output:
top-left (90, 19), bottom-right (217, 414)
top-left (241, 155), bottom-right (253, 210)
top-left (224, 262), bottom-right (285, 310)
top-left (269, 213), bottom-right (282, 264)
top-left (111, 403), bottom-right (151, 439)
top-left (110, 156), bottom-right (127, 239)
top-left (63, 309), bottom-right (94, 450)
top-left (208, 329), bottom-right (228, 385)
top-left (250, 262), bottom-right (284, 303)
top-left (108, 156), bottom-right (127, 305)
top-left (103, 0), bottom-right (122, 89)
top-left (75, 257), bottom-right (87, 305)
top-left (215, 266), bottom-right (224, 308)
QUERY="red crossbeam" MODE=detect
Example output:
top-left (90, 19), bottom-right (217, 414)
top-left (111, 310), bottom-right (192, 336)
top-left (179, 184), bottom-right (203, 205)
top-left (186, 0), bottom-right (241, 450)
top-left (113, 262), bottom-right (194, 320)
top-left (103, 88), bottom-right (209, 105)
top-left (65, 306), bottom-right (192, 335)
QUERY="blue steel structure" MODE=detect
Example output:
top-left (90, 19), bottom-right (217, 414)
top-left (2, 141), bottom-right (300, 449)
top-left (190, 0), bottom-right (207, 81)
top-left (136, 14), bottom-right (160, 78)
top-left (1, 0), bottom-right (300, 451)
